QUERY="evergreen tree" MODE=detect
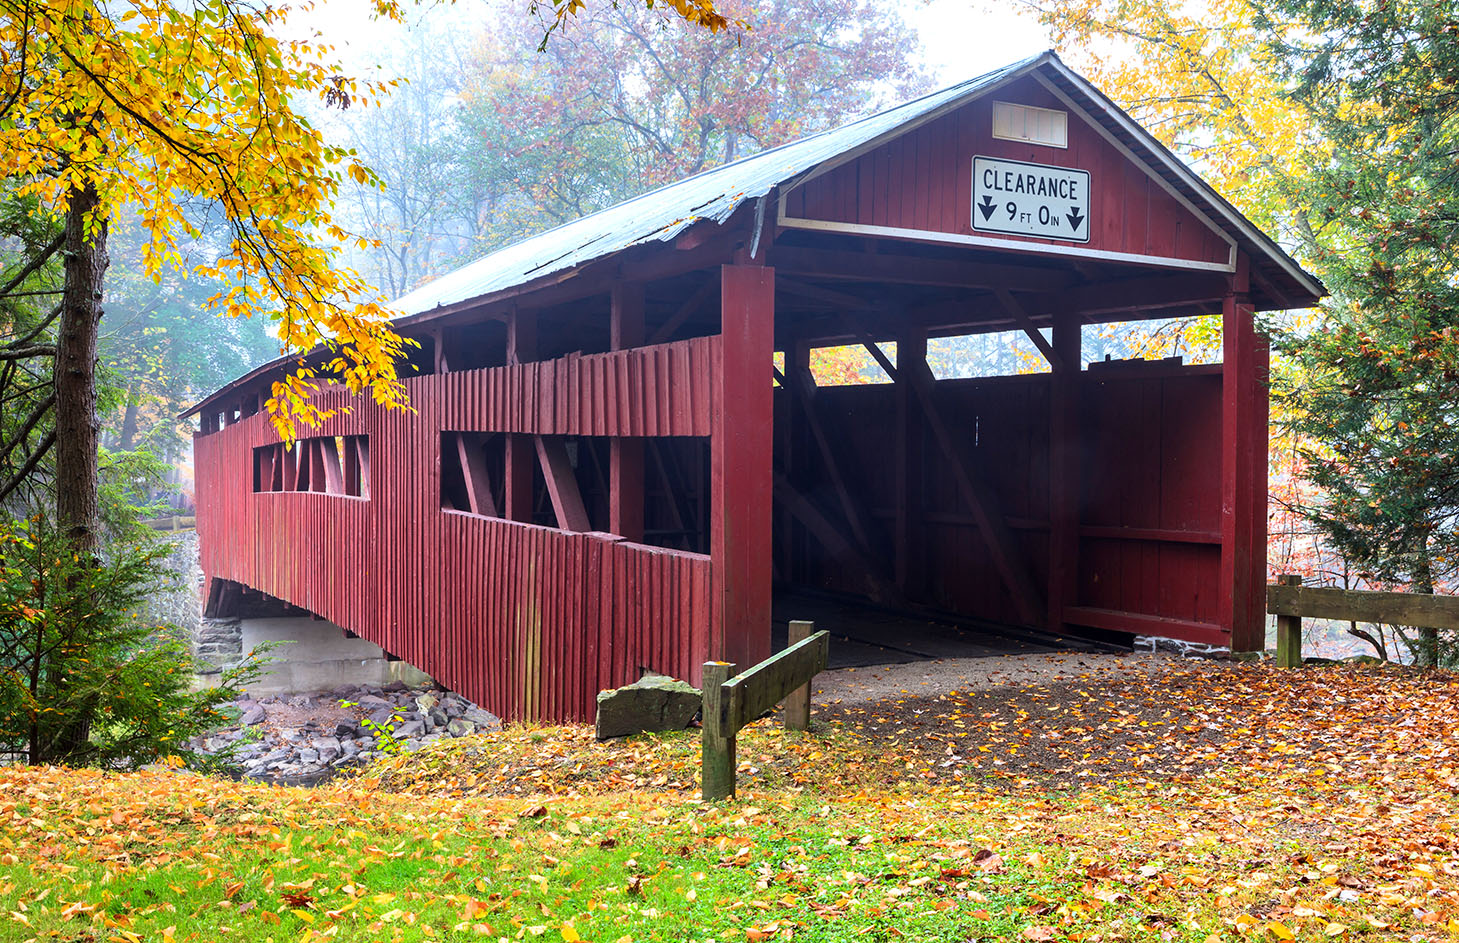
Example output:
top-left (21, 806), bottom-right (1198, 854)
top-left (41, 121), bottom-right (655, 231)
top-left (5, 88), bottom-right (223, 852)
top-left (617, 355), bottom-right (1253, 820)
top-left (1267, 0), bottom-right (1459, 663)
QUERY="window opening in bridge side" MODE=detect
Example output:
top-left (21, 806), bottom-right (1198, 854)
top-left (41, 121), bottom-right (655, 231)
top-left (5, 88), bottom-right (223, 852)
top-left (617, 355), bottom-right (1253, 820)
top-left (253, 435), bottom-right (369, 497)
top-left (927, 329), bottom-right (1051, 379)
top-left (807, 342), bottom-right (897, 386)
top-left (1081, 318), bottom-right (1221, 369)
top-left (441, 432), bottom-right (506, 517)
top-left (441, 431), bottom-right (709, 554)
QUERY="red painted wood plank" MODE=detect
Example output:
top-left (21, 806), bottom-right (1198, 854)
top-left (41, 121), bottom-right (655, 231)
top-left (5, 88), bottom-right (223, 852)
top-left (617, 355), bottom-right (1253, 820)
top-left (713, 263), bottom-right (774, 669)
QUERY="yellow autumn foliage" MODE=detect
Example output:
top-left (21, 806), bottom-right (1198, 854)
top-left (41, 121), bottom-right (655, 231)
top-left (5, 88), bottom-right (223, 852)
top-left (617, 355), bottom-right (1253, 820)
top-left (0, 0), bottom-right (736, 440)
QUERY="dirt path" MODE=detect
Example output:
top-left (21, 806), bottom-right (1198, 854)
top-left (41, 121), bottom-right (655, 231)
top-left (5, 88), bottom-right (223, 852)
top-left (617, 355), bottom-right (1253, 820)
top-left (811, 650), bottom-right (1213, 709)
top-left (809, 651), bottom-right (1238, 786)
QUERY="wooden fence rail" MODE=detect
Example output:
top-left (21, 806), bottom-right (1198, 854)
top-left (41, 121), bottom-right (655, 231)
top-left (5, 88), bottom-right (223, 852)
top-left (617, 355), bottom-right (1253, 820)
top-left (1267, 573), bottom-right (1459, 667)
top-left (702, 620), bottom-right (829, 800)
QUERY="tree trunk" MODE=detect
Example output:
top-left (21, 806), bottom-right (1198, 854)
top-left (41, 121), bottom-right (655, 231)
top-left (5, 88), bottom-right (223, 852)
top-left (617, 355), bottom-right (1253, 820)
top-left (55, 182), bottom-right (107, 553)
top-left (117, 384), bottom-right (139, 451)
top-left (47, 182), bottom-right (108, 763)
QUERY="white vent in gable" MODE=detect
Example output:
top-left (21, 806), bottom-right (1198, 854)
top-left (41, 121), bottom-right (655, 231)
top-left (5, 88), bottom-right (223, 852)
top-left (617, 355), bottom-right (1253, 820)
top-left (992, 101), bottom-right (1068, 148)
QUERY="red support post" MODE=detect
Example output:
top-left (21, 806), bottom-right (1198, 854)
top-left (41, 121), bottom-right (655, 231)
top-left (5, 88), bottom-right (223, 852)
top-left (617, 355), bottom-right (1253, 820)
top-left (1220, 252), bottom-right (1264, 651)
top-left (610, 283), bottom-right (645, 542)
top-left (505, 307), bottom-right (536, 522)
top-left (1047, 312), bottom-right (1081, 633)
top-left (895, 327), bottom-right (926, 597)
top-left (712, 263), bottom-right (774, 668)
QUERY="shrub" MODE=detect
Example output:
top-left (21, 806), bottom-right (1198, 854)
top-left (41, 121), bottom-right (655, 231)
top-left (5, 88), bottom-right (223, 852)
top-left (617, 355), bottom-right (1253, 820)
top-left (0, 515), bottom-right (266, 767)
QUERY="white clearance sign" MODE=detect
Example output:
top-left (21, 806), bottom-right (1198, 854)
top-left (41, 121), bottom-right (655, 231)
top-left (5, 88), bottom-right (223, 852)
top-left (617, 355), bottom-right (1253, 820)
top-left (972, 156), bottom-right (1090, 243)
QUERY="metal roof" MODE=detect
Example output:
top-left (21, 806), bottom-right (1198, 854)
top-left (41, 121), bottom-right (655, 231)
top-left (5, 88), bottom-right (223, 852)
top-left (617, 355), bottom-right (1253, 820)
top-left (391, 53), bottom-right (1049, 317)
top-left (187, 51), bottom-right (1324, 417)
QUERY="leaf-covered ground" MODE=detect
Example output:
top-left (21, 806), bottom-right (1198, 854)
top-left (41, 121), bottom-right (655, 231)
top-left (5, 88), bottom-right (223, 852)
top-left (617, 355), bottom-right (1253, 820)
top-left (4, 660), bottom-right (1458, 942)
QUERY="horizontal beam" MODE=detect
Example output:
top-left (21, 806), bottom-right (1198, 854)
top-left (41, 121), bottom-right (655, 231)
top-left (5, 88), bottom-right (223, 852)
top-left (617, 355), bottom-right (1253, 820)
top-left (771, 246), bottom-right (1077, 293)
top-left (722, 630), bottom-right (830, 734)
top-left (1267, 583), bottom-right (1459, 631)
top-left (776, 275), bottom-right (874, 310)
top-left (1063, 606), bottom-right (1227, 646)
top-left (1079, 525), bottom-right (1222, 546)
top-left (1028, 272), bottom-right (1230, 320)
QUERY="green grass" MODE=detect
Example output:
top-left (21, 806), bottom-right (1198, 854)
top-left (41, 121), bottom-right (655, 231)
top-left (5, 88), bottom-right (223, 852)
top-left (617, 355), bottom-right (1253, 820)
top-left (1, 775), bottom-right (1244, 943)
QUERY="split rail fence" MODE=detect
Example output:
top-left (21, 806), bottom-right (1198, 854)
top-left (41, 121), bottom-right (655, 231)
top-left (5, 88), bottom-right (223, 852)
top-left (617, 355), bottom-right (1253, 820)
top-left (1267, 574), bottom-right (1459, 667)
top-left (701, 620), bottom-right (829, 800)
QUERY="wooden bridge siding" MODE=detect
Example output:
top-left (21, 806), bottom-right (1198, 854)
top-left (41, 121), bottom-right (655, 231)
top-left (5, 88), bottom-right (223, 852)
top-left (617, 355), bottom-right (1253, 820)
top-left (785, 76), bottom-right (1229, 267)
top-left (772, 367), bottom-right (1226, 636)
top-left (195, 336), bottom-right (720, 722)
top-left (1078, 370), bottom-right (1224, 632)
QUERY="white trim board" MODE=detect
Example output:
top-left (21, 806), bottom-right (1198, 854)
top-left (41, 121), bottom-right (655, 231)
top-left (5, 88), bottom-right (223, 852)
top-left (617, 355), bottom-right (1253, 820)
top-left (775, 198), bottom-right (1237, 275)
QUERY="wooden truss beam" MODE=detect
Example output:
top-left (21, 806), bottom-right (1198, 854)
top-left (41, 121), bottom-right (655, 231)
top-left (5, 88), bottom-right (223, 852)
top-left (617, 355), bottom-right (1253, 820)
top-left (457, 433), bottom-right (499, 518)
top-left (648, 440), bottom-right (694, 551)
top-left (859, 336), bottom-right (898, 380)
top-left (321, 437), bottom-right (344, 494)
top-left (783, 358), bottom-right (877, 561)
top-left (535, 435), bottom-right (590, 532)
top-left (771, 472), bottom-right (898, 604)
top-left (992, 288), bottom-right (1064, 372)
top-left (649, 274), bottom-right (719, 345)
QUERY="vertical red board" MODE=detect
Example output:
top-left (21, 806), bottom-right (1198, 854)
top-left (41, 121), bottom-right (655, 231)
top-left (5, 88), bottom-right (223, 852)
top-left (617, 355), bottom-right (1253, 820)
top-left (712, 263), bottom-right (774, 670)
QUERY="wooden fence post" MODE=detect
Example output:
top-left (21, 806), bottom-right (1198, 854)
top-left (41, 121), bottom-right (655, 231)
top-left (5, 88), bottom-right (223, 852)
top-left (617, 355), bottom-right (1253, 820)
top-left (701, 661), bottom-right (736, 801)
top-left (784, 620), bottom-right (813, 730)
top-left (1274, 574), bottom-right (1303, 668)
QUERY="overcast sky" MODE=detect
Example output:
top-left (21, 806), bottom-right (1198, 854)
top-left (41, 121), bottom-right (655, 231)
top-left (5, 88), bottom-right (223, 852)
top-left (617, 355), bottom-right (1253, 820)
top-left (297, 0), bottom-right (1053, 90)
top-left (909, 0), bottom-right (1049, 82)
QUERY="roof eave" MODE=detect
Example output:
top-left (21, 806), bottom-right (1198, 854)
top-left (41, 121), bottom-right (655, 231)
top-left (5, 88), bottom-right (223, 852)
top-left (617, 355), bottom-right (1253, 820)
top-left (1036, 55), bottom-right (1326, 307)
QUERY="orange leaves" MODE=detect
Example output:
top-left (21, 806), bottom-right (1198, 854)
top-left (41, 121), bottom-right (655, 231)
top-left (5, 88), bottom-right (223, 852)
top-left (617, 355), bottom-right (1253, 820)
top-left (743, 921), bottom-right (790, 940)
top-left (5, 658), bottom-right (1459, 943)
top-left (971, 849), bottom-right (1005, 874)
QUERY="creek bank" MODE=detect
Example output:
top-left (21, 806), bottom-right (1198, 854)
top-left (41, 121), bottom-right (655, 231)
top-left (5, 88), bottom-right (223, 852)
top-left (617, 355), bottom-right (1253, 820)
top-left (190, 681), bottom-right (502, 785)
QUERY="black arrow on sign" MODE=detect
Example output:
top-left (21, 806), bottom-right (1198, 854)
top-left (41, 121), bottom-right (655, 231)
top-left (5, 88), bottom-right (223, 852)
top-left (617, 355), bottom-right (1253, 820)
top-left (1066, 206), bottom-right (1086, 230)
top-left (978, 195), bottom-right (997, 221)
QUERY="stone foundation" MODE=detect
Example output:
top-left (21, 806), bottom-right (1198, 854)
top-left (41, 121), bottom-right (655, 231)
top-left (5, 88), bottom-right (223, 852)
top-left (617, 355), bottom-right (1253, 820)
top-left (192, 616), bottom-right (243, 674)
top-left (227, 617), bottom-right (433, 696)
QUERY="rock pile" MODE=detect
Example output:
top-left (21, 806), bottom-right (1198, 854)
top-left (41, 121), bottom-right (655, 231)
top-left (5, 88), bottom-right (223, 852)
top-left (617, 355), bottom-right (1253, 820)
top-left (190, 681), bottom-right (501, 785)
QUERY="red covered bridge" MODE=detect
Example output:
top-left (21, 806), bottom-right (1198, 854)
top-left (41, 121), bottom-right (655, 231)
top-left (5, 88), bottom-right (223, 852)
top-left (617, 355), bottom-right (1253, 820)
top-left (188, 52), bottom-right (1323, 722)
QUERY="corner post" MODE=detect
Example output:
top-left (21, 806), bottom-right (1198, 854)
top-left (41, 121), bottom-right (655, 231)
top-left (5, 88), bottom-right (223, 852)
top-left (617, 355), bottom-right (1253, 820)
top-left (610, 283), bottom-right (645, 541)
top-left (712, 262), bottom-right (774, 668)
top-left (1220, 252), bottom-right (1263, 652)
top-left (1248, 332), bottom-right (1272, 641)
top-left (784, 620), bottom-right (813, 730)
top-left (701, 660), bottom-right (736, 800)
top-left (1274, 574), bottom-right (1302, 667)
